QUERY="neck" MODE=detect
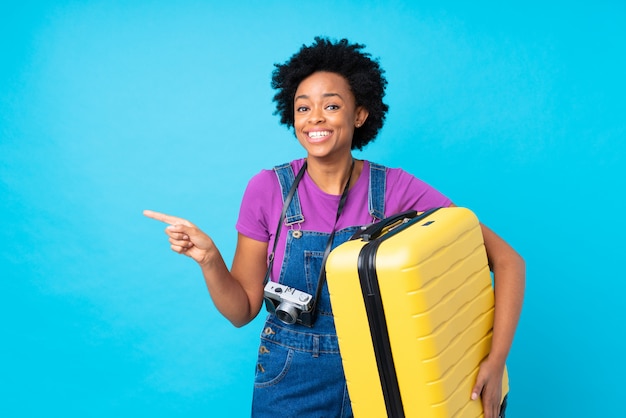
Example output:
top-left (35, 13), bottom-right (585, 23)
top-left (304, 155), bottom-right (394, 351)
top-left (305, 155), bottom-right (358, 195)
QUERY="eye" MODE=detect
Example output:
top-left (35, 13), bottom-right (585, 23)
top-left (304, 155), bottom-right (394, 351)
top-left (326, 104), bottom-right (340, 111)
top-left (296, 105), bottom-right (309, 112)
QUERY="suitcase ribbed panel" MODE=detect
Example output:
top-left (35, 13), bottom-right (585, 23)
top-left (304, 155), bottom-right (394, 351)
top-left (326, 207), bottom-right (508, 418)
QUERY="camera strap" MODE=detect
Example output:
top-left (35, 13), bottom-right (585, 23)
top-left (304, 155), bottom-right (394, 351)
top-left (263, 158), bottom-right (355, 323)
top-left (263, 161), bottom-right (308, 286)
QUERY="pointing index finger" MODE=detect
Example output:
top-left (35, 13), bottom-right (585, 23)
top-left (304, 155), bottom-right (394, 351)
top-left (143, 209), bottom-right (188, 226)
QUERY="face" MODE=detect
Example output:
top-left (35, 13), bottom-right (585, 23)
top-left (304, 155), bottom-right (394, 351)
top-left (293, 71), bottom-right (368, 160)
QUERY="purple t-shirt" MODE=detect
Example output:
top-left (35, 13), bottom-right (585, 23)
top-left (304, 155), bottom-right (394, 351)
top-left (236, 159), bottom-right (452, 282)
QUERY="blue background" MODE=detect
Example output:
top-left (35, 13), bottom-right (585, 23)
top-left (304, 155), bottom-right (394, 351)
top-left (2, 1), bottom-right (624, 416)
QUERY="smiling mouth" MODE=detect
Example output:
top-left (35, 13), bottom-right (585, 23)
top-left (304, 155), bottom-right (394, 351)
top-left (307, 130), bottom-right (332, 139)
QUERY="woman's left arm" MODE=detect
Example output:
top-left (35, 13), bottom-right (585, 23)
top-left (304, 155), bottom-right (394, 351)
top-left (472, 222), bottom-right (526, 418)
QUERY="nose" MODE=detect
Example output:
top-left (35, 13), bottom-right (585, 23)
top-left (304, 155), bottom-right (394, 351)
top-left (308, 107), bottom-right (325, 124)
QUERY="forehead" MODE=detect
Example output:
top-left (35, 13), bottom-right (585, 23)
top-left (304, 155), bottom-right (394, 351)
top-left (295, 71), bottom-right (353, 97)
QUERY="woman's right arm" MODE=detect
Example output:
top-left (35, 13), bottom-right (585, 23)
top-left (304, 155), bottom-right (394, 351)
top-left (143, 210), bottom-right (268, 327)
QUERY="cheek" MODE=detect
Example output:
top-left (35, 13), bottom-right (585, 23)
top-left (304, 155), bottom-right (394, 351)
top-left (292, 116), bottom-right (305, 130)
top-left (293, 126), bottom-right (307, 143)
top-left (293, 122), bottom-right (305, 138)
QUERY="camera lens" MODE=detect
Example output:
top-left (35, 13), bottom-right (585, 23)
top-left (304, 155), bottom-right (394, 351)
top-left (275, 302), bottom-right (299, 325)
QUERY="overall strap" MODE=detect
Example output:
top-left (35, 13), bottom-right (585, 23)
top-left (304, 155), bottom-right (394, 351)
top-left (368, 162), bottom-right (387, 221)
top-left (264, 162), bottom-right (307, 286)
top-left (273, 162), bottom-right (305, 225)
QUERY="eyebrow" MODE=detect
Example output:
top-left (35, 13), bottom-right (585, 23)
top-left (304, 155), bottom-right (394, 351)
top-left (295, 93), bottom-right (343, 101)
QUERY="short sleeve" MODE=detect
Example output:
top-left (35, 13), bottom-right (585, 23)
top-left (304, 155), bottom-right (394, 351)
top-left (235, 169), bottom-right (280, 242)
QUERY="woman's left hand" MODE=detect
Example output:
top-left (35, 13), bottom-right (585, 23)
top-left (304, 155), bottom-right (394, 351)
top-left (471, 356), bottom-right (505, 418)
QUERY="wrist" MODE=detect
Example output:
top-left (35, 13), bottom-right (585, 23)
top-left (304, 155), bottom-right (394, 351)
top-left (485, 350), bottom-right (508, 369)
top-left (198, 240), bottom-right (219, 268)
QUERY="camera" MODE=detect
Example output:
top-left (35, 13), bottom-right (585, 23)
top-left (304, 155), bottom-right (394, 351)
top-left (264, 282), bottom-right (315, 326)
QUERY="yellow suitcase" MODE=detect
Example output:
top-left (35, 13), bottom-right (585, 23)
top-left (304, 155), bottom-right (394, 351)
top-left (326, 207), bottom-right (508, 417)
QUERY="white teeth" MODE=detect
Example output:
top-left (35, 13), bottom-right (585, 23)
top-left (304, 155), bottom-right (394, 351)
top-left (308, 131), bottom-right (330, 138)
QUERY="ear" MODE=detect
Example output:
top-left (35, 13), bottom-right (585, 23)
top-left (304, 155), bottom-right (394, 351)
top-left (355, 106), bottom-right (370, 128)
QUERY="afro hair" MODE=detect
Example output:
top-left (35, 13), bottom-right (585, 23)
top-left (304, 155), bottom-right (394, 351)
top-left (271, 37), bottom-right (389, 151)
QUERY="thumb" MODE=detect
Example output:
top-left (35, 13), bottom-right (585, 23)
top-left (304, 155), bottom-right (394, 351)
top-left (471, 380), bottom-right (484, 401)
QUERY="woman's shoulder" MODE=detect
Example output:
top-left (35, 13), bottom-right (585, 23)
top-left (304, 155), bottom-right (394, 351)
top-left (368, 161), bottom-right (451, 210)
top-left (245, 158), bottom-right (306, 191)
top-left (366, 160), bottom-right (445, 195)
top-left (364, 160), bottom-right (414, 180)
top-left (246, 167), bottom-right (275, 189)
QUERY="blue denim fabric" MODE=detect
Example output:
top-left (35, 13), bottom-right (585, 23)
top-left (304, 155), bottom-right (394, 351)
top-left (499, 394), bottom-right (508, 418)
top-left (252, 228), bottom-right (357, 418)
top-left (273, 162), bottom-right (305, 226)
top-left (251, 162), bottom-right (386, 417)
top-left (368, 162), bottom-right (386, 221)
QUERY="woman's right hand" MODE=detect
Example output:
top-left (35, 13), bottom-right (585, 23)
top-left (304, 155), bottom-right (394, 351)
top-left (144, 209), bottom-right (269, 327)
top-left (143, 209), bottom-right (216, 266)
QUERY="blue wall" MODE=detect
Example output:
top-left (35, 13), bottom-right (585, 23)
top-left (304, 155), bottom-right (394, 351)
top-left (2, 1), bottom-right (624, 416)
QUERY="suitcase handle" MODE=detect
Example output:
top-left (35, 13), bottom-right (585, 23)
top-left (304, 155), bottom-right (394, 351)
top-left (354, 210), bottom-right (416, 242)
top-left (354, 208), bottom-right (442, 242)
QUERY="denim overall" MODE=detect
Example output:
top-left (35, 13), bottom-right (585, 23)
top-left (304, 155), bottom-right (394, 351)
top-left (251, 162), bottom-right (386, 418)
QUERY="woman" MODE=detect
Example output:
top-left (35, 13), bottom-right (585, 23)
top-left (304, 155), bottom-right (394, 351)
top-left (144, 37), bottom-right (525, 418)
